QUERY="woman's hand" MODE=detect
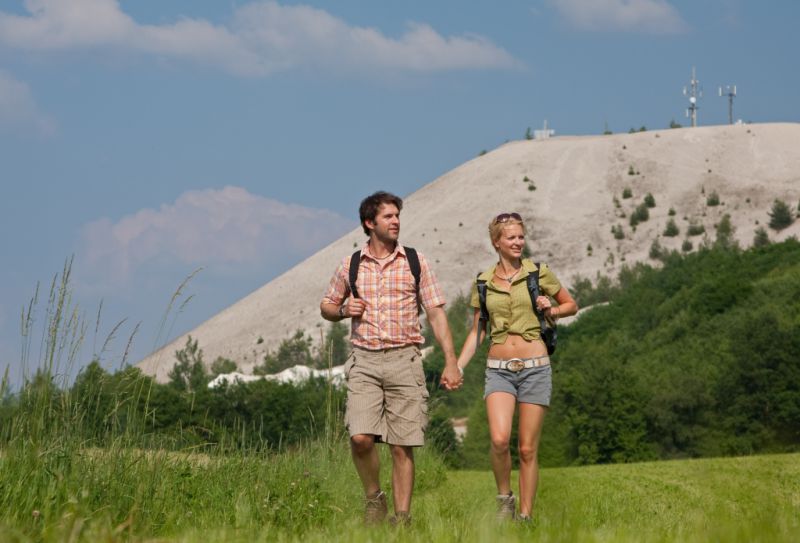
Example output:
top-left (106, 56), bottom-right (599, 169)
top-left (535, 295), bottom-right (552, 312)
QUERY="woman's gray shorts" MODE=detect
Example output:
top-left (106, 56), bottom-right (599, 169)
top-left (484, 364), bottom-right (552, 406)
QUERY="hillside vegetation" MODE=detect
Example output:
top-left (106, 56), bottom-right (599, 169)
top-left (424, 239), bottom-right (800, 467)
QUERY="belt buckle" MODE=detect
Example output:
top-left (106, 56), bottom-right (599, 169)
top-left (506, 358), bottom-right (525, 372)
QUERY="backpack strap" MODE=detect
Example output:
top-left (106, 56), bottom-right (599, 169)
top-left (404, 246), bottom-right (421, 301)
top-left (476, 274), bottom-right (489, 343)
top-left (348, 246), bottom-right (421, 301)
top-left (527, 261), bottom-right (550, 340)
top-left (348, 250), bottom-right (361, 299)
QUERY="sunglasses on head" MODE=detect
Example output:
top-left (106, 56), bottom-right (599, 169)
top-left (493, 212), bottom-right (522, 224)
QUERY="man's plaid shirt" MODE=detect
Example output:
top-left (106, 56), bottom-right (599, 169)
top-left (322, 242), bottom-right (445, 350)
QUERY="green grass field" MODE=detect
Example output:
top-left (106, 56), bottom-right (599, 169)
top-left (3, 259), bottom-right (798, 542)
top-left (1, 440), bottom-right (797, 542)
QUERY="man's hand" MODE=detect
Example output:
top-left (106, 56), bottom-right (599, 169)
top-left (346, 298), bottom-right (366, 317)
top-left (425, 305), bottom-right (461, 391)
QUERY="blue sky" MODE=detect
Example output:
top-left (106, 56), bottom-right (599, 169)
top-left (1, 0), bottom-right (798, 385)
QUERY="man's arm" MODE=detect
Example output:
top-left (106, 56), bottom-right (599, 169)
top-left (320, 298), bottom-right (366, 321)
top-left (424, 305), bottom-right (462, 390)
top-left (320, 260), bottom-right (363, 322)
top-left (320, 301), bottom-right (344, 322)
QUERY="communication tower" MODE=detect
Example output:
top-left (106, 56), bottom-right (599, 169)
top-left (683, 67), bottom-right (702, 127)
top-left (719, 85), bottom-right (737, 125)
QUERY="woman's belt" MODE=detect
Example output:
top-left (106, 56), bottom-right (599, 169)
top-left (486, 355), bottom-right (550, 372)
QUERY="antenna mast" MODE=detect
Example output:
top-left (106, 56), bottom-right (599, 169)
top-left (719, 84), bottom-right (737, 124)
top-left (683, 66), bottom-right (702, 127)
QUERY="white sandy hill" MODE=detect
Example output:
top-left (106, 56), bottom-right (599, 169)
top-left (137, 123), bottom-right (800, 381)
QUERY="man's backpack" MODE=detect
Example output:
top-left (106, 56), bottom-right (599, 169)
top-left (476, 262), bottom-right (557, 355)
top-left (348, 246), bottom-right (421, 301)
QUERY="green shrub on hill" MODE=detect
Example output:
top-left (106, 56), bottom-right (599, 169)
top-left (768, 199), bottom-right (795, 231)
top-left (649, 239), bottom-right (665, 260)
top-left (753, 226), bottom-right (770, 247)
top-left (210, 357), bottom-right (237, 377)
top-left (630, 203), bottom-right (650, 227)
top-left (687, 222), bottom-right (705, 236)
top-left (714, 214), bottom-right (736, 249)
top-left (570, 274), bottom-right (617, 307)
top-left (663, 218), bottom-right (679, 237)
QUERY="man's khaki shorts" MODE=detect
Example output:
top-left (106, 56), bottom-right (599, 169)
top-left (344, 345), bottom-right (429, 447)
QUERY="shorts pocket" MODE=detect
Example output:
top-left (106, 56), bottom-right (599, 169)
top-left (409, 348), bottom-right (426, 387)
top-left (419, 400), bottom-right (429, 431)
top-left (411, 358), bottom-right (427, 388)
top-left (343, 351), bottom-right (356, 380)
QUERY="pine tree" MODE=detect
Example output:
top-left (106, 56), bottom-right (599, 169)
top-left (768, 199), bottom-right (794, 231)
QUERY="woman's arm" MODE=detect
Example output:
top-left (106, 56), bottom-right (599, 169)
top-left (536, 287), bottom-right (579, 320)
top-left (456, 309), bottom-right (484, 372)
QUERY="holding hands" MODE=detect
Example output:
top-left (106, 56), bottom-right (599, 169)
top-left (440, 364), bottom-right (463, 391)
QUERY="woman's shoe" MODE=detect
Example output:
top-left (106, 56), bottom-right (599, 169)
top-left (495, 491), bottom-right (516, 521)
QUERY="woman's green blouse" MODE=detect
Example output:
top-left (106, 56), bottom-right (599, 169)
top-left (469, 260), bottom-right (562, 344)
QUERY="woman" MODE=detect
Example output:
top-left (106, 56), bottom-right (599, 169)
top-left (456, 212), bottom-right (577, 521)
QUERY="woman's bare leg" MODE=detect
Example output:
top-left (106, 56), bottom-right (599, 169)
top-left (486, 392), bottom-right (517, 495)
top-left (517, 403), bottom-right (547, 517)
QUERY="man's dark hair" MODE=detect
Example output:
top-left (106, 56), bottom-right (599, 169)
top-left (359, 191), bottom-right (403, 236)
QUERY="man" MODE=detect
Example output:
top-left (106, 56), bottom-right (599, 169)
top-left (320, 191), bottom-right (461, 525)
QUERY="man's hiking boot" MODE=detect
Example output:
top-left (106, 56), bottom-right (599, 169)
top-left (389, 511), bottom-right (412, 528)
top-left (496, 491), bottom-right (516, 521)
top-left (364, 490), bottom-right (388, 524)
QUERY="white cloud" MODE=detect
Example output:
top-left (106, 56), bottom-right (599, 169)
top-left (0, 0), bottom-right (518, 76)
top-left (232, 2), bottom-right (518, 73)
top-left (0, 69), bottom-right (55, 135)
top-left (79, 186), bottom-right (356, 285)
top-left (0, 0), bottom-right (265, 76)
top-left (549, 0), bottom-right (687, 33)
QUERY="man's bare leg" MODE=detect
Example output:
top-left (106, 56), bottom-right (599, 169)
top-left (351, 434), bottom-right (381, 494)
top-left (352, 434), bottom-right (387, 523)
top-left (389, 444), bottom-right (415, 513)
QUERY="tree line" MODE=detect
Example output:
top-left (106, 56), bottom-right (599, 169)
top-left (1, 330), bottom-right (348, 451)
top-left (4, 239), bottom-right (798, 467)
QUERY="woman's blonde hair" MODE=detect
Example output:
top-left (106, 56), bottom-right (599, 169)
top-left (488, 213), bottom-right (526, 249)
